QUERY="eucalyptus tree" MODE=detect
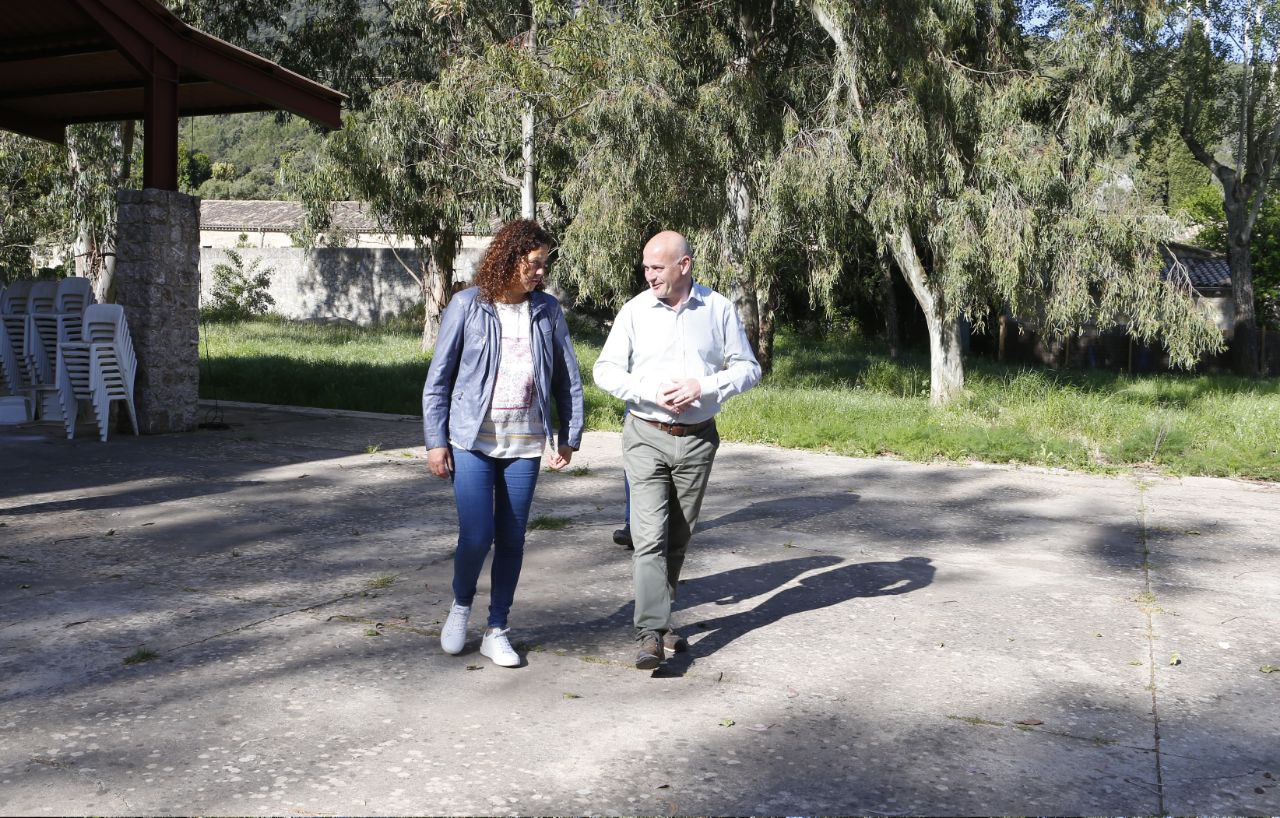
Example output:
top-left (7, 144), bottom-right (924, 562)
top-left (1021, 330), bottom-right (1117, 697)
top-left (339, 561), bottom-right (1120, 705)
top-left (779, 0), bottom-right (1222, 404)
top-left (296, 0), bottom-right (579, 348)
top-left (0, 134), bottom-right (66, 280)
top-left (1140, 0), bottom-right (1280, 375)
top-left (0, 124), bottom-right (135, 297)
top-left (554, 1), bottom-right (826, 373)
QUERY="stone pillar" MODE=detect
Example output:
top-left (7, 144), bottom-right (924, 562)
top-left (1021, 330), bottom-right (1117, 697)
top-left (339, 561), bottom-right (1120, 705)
top-left (113, 188), bottom-right (200, 434)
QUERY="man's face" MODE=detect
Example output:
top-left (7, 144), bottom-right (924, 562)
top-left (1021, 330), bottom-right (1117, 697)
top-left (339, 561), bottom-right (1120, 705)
top-left (516, 245), bottom-right (550, 294)
top-left (642, 244), bottom-right (690, 305)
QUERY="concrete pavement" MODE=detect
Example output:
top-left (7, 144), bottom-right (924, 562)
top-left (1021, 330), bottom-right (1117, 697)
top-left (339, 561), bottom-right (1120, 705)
top-left (1, 401), bottom-right (1277, 815)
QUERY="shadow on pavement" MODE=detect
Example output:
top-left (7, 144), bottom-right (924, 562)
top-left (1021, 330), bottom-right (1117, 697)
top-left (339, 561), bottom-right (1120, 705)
top-left (660, 556), bottom-right (935, 676)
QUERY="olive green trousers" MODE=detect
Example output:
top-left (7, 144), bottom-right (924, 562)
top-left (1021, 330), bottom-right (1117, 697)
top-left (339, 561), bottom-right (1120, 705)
top-left (622, 413), bottom-right (718, 635)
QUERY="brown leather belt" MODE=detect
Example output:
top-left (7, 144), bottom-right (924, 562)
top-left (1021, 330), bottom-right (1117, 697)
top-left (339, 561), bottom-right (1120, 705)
top-left (636, 416), bottom-right (715, 437)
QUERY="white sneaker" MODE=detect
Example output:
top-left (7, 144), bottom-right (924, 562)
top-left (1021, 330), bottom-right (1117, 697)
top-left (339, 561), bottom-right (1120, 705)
top-left (440, 602), bottom-right (470, 655)
top-left (480, 627), bottom-right (521, 668)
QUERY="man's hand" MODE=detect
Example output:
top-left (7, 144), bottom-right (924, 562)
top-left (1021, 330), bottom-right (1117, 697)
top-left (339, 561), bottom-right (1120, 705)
top-left (658, 378), bottom-right (702, 414)
top-left (427, 446), bottom-right (453, 478)
top-left (546, 444), bottom-right (575, 471)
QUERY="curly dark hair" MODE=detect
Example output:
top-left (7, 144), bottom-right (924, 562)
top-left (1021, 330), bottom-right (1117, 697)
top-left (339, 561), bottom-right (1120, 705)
top-left (473, 219), bottom-right (553, 302)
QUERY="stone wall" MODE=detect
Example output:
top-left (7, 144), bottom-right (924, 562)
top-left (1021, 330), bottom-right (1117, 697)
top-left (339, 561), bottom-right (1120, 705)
top-left (115, 189), bottom-right (200, 434)
top-left (199, 242), bottom-right (488, 324)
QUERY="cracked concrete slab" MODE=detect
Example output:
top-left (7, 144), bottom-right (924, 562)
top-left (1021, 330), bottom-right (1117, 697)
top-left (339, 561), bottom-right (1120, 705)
top-left (1, 403), bottom-right (1277, 815)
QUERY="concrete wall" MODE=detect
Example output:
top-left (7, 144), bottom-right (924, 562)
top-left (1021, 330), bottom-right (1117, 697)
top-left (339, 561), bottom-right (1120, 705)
top-left (199, 240), bottom-right (490, 324)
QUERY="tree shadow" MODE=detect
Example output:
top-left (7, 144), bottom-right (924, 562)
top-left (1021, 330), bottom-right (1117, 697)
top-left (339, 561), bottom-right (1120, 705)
top-left (0, 480), bottom-right (269, 515)
top-left (660, 556), bottom-right (935, 676)
top-left (697, 492), bottom-right (859, 532)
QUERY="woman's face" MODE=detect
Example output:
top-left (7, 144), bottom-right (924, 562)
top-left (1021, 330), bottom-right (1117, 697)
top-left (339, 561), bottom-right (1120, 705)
top-left (512, 245), bottom-right (550, 295)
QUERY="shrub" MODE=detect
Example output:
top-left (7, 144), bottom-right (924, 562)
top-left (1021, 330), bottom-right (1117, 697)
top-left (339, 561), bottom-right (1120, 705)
top-left (203, 246), bottom-right (275, 321)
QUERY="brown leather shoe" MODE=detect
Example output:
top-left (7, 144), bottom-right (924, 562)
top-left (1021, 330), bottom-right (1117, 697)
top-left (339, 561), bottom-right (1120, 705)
top-left (663, 630), bottom-right (688, 653)
top-left (635, 632), bottom-right (664, 669)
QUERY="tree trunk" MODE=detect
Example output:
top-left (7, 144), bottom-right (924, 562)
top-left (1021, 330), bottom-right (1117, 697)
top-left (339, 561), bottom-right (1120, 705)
top-left (755, 276), bottom-right (778, 376)
top-left (1225, 212), bottom-right (1260, 376)
top-left (520, 15), bottom-right (537, 220)
top-left (96, 121), bottom-right (135, 303)
top-left (421, 231), bottom-right (457, 351)
top-left (722, 170), bottom-right (760, 353)
top-left (878, 257), bottom-right (899, 358)
top-left (925, 311), bottom-right (965, 404)
top-left (886, 223), bottom-right (963, 405)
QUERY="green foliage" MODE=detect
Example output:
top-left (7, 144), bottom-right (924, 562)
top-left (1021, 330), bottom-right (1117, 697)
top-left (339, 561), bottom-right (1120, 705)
top-left (203, 244), bottom-right (276, 321)
top-left (186, 113), bottom-right (327, 200)
top-left (1134, 130), bottom-right (1218, 215)
top-left (0, 134), bottom-right (66, 280)
top-left (179, 141), bottom-right (213, 193)
top-left (1184, 185), bottom-right (1280, 329)
top-left (825, 2), bottom-right (1219, 370)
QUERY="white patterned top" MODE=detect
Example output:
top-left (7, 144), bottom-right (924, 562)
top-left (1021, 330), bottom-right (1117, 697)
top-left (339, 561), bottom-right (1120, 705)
top-left (473, 299), bottom-right (545, 458)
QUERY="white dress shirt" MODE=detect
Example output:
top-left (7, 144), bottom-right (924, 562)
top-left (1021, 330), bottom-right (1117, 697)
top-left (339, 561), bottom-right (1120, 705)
top-left (593, 282), bottom-right (761, 425)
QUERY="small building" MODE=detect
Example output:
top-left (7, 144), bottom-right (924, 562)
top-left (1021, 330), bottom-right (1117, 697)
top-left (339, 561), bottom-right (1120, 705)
top-left (198, 200), bottom-right (495, 325)
top-left (199, 199), bottom-right (495, 256)
top-left (1161, 242), bottom-right (1234, 337)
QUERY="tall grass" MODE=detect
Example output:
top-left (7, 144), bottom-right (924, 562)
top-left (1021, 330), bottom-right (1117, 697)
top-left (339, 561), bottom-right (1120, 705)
top-left (200, 318), bottom-right (1280, 481)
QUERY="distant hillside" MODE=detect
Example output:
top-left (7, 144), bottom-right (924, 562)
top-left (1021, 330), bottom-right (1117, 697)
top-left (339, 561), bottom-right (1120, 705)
top-left (182, 112), bottom-right (328, 200)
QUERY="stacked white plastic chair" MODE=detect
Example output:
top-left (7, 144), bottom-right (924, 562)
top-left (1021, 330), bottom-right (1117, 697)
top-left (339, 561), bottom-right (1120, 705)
top-left (54, 278), bottom-right (95, 342)
top-left (22, 281), bottom-right (60, 416)
top-left (1, 280), bottom-right (33, 397)
top-left (56, 304), bottom-right (138, 441)
top-left (26, 278), bottom-right (95, 420)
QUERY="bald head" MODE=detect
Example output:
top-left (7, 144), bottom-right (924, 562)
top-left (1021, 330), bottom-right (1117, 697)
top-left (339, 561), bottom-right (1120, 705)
top-left (642, 230), bottom-right (694, 306)
top-left (644, 230), bottom-right (692, 264)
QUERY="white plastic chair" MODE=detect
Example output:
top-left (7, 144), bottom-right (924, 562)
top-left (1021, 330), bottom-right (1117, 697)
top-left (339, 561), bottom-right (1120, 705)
top-left (1, 280), bottom-right (33, 396)
top-left (55, 278), bottom-right (95, 342)
top-left (24, 278), bottom-right (96, 420)
top-left (56, 304), bottom-right (138, 441)
top-left (23, 280), bottom-right (59, 388)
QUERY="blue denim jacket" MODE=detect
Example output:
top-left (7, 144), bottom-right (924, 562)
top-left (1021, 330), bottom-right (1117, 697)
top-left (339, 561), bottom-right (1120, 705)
top-left (422, 287), bottom-right (584, 453)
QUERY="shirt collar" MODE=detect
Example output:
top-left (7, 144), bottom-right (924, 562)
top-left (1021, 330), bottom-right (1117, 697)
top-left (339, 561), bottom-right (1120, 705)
top-left (648, 281), bottom-right (704, 311)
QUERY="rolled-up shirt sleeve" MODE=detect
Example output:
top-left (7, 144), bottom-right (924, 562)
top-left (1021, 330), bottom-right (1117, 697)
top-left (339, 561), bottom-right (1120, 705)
top-left (698, 302), bottom-right (761, 402)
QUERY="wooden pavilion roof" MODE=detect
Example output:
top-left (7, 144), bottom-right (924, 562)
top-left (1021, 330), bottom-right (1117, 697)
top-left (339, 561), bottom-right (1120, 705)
top-left (0, 0), bottom-right (345, 145)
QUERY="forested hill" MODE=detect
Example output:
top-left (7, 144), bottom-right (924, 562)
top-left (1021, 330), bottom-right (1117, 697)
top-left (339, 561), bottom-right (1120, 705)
top-left (180, 112), bottom-right (325, 201)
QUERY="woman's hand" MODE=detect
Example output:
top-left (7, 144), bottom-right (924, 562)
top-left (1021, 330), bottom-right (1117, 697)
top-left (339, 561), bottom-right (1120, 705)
top-left (546, 444), bottom-right (574, 471)
top-left (427, 446), bottom-right (453, 478)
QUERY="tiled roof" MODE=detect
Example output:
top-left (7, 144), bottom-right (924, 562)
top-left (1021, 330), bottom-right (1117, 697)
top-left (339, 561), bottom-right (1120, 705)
top-left (1162, 243), bottom-right (1232, 291)
top-left (200, 200), bottom-right (499, 235)
top-left (200, 200), bottom-right (377, 232)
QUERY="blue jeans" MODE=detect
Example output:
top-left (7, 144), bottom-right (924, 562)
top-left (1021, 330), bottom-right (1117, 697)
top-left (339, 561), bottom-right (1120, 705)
top-left (450, 446), bottom-right (541, 628)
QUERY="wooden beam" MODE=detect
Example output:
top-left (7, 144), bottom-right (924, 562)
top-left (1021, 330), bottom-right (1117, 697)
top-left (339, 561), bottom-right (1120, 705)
top-left (0, 107), bottom-right (65, 144)
top-left (142, 52), bottom-right (178, 191)
top-left (0, 44), bottom-right (116, 64)
top-left (0, 79), bottom-right (145, 103)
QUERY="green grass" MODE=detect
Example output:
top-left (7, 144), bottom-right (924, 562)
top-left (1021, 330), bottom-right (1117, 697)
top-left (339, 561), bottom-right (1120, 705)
top-left (123, 648), bottom-right (158, 665)
top-left (366, 573), bottom-right (398, 590)
top-left (529, 515), bottom-right (572, 530)
top-left (200, 317), bottom-right (1280, 482)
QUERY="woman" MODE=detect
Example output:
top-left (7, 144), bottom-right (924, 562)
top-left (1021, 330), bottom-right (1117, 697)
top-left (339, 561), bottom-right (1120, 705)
top-left (422, 219), bottom-right (584, 668)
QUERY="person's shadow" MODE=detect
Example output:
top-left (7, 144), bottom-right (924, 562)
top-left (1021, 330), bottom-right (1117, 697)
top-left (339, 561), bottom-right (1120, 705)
top-left (555, 555), bottom-right (846, 640)
top-left (662, 556), bottom-right (935, 674)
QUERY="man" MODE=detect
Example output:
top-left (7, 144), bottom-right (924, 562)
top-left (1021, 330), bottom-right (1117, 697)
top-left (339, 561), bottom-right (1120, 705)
top-left (593, 231), bottom-right (761, 669)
